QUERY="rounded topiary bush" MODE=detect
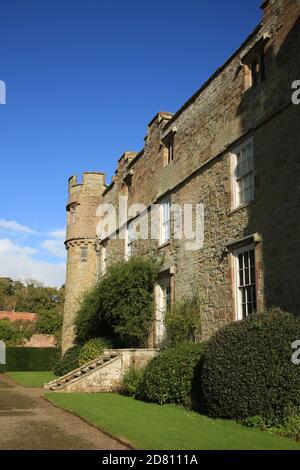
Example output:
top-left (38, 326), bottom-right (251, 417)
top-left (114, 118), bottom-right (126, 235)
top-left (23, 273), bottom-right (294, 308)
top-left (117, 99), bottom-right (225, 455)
top-left (200, 309), bottom-right (300, 424)
top-left (135, 342), bottom-right (205, 408)
top-left (78, 338), bottom-right (111, 366)
top-left (54, 345), bottom-right (82, 376)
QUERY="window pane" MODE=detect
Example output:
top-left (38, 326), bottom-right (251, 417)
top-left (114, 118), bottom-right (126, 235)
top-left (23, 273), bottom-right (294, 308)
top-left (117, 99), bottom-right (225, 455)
top-left (245, 267), bottom-right (250, 285)
top-left (236, 247), bottom-right (256, 319)
top-left (235, 141), bottom-right (254, 207)
top-left (238, 253), bottom-right (244, 267)
top-left (242, 302), bottom-right (247, 317)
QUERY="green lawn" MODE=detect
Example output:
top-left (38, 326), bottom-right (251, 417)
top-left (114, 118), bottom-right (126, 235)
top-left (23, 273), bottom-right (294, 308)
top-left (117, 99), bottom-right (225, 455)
top-left (7, 371), bottom-right (56, 388)
top-left (45, 393), bottom-right (300, 450)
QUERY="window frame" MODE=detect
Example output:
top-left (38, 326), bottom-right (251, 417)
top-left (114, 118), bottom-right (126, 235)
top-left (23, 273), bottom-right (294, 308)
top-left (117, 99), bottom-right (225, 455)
top-left (231, 138), bottom-right (255, 210)
top-left (159, 198), bottom-right (171, 246)
top-left (250, 50), bottom-right (266, 88)
top-left (69, 204), bottom-right (77, 224)
top-left (233, 244), bottom-right (257, 321)
top-left (81, 245), bottom-right (88, 263)
top-left (166, 134), bottom-right (174, 164)
top-left (162, 131), bottom-right (175, 167)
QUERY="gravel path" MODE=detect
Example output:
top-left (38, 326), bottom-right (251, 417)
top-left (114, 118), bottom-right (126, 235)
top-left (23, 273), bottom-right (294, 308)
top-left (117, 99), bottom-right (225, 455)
top-left (0, 374), bottom-right (128, 450)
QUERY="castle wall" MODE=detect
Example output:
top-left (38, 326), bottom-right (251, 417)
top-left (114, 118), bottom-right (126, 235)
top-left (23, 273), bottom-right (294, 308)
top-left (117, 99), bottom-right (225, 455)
top-left (63, 0), bottom-right (300, 349)
top-left (62, 173), bottom-right (106, 353)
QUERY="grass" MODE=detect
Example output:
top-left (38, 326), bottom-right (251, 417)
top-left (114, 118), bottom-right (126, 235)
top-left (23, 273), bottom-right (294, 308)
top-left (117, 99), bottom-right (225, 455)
top-left (7, 371), bottom-right (56, 388)
top-left (45, 393), bottom-right (300, 450)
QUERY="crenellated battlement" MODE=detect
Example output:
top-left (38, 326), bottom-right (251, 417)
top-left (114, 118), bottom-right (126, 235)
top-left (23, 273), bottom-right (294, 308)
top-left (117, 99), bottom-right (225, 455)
top-left (68, 172), bottom-right (106, 191)
top-left (67, 172), bottom-right (106, 207)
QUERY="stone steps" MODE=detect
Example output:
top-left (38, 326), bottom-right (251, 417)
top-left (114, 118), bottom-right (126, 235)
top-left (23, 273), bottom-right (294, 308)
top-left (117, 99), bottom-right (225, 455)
top-left (44, 352), bottom-right (119, 391)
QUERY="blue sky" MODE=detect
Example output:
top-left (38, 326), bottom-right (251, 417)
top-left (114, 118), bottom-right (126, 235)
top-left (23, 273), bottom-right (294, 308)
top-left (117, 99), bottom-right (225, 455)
top-left (0, 0), bottom-right (262, 286)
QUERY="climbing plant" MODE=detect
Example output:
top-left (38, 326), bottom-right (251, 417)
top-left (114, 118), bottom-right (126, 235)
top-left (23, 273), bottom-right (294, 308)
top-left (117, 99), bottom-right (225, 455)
top-left (75, 256), bottom-right (160, 348)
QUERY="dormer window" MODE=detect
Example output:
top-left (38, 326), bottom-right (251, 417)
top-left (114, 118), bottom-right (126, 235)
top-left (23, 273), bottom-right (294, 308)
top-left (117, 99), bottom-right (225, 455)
top-left (162, 128), bottom-right (177, 167)
top-left (166, 134), bottom-right (174, 164)
top-left (241, 34), bottom-right (271, 90)
top-left (250, 51), bottom-right (265, 88)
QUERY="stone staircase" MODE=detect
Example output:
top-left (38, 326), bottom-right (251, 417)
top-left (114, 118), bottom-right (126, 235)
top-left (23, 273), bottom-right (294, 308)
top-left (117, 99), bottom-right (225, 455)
top-left (44, 350), bottom-right (121, 392)
top-left (44, 348), bottom-right (158, 393)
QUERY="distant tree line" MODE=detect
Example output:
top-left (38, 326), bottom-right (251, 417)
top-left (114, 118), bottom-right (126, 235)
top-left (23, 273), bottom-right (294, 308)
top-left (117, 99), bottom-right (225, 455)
top-left (0, 277), bottom-right (64, 346)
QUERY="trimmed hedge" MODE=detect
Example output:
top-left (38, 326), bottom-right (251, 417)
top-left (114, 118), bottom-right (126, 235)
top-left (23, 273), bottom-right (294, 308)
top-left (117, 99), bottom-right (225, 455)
top-left (135, 342), bottom-right (205, 408)
top-left (54, 345), bottom-right (82, 377)
top-left (0, 347), bottom-right (61, 372)
top-left (200, 309), bottom-right (300, 424)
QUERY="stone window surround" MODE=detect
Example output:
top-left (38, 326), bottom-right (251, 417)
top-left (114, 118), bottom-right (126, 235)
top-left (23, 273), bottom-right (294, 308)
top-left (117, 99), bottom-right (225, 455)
top-left (67, 202), bottom-right (79, 224)
top-left (233, 243), bottom-right (257, 320)
top-left (161, 127), bottom-right (177, 167)
top-left (241, 33), bottom-right (271, 90)
top-left (226, 233), bottom-right (264, 322)
top-left (229, 137), bottom-right (255, 211)
top-left (81, 245), bottom-right (88, 263)
top-left (154, 266), bottom-right (176, 347)
top-left (159, 197), bottom-right (171, 247)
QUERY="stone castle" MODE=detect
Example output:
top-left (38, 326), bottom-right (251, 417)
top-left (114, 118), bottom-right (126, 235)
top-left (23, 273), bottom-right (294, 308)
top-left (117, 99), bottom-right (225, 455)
top-left (62, 0), bottom-right (300, 353)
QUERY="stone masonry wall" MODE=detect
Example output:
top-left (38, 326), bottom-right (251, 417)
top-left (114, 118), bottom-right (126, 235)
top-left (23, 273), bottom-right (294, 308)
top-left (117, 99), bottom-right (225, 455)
top-left (63, 0), bottom-right (300, 348)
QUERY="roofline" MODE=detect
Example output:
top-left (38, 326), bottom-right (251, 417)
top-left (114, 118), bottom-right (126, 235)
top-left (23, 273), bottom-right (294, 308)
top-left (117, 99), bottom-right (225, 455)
top-left (164, 23), bottom-right (263, 131)
top-left (147, 111), bottom-right (173, 128)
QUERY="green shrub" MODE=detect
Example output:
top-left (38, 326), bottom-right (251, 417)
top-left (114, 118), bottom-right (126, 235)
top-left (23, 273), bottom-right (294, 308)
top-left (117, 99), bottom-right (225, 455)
top-left (79, 338), bottom-right (111, 366)
top-left (165, 296), bottom-right (201, 346)
top-left (135, 343), bottom-right (205, 408)
top-left (200, 308), bottom-right (300, 424)
top-left (0, 347), bottom-right (61, 372)
top-left (54, 345), bottom-right (82, 376)
top-left (75, 257), bottom-right (160, 347)
top-left (275, 413), bottom-right (300, 441)
top-left (243, 409), bottom-right (300, 441)
top-left (121, 367), bottom-right (144, 397)
top-left (243, 416), bottom-right (268, 431)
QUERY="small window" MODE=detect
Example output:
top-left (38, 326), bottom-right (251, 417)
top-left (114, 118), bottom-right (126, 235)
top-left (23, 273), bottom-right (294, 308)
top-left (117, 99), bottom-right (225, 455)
top-left (232, 139), bottom-right (255, 208)
top-left (166, 135), bottom-right (174, 164)
top-left (250, 51), bottom-right (265, 88)
top-left (81, 246), bottom-right (88, 262)
top-left (241, 35), bottom-right (270, 91)
top-left (70, 204), bottom-right (77, 223)
top-left (162, 133), bottom-right (175, 166)
top-left (160, 198), bottom-right (171, 245)
top-left (234, 245), bottom-right (257, 320)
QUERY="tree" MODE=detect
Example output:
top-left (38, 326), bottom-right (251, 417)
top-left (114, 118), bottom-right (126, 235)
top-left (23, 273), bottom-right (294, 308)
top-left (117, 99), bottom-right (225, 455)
top-left (75, 257), bottom-right (160, 347)
top-left (36, 309), bottom-right (63, 335)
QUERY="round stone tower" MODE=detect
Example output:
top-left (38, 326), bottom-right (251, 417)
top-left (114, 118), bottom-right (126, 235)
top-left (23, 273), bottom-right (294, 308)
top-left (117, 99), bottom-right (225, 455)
top-left (62, 172), bottom-right (106, 354)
